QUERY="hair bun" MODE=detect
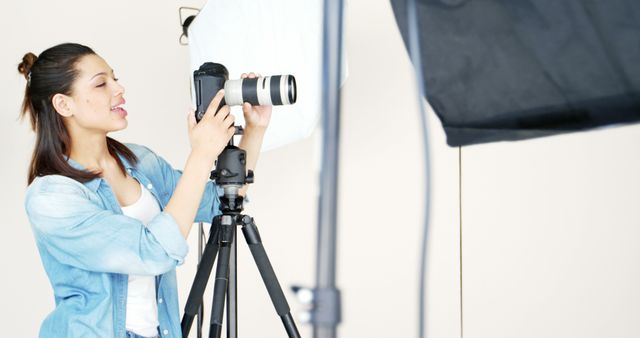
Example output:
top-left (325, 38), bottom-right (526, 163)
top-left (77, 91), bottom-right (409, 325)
top-left (18, 52), bottom-right (38, 80)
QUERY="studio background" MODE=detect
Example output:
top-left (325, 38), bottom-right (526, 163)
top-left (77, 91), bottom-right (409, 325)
top-left (1, 1), bottom-right (639, 337)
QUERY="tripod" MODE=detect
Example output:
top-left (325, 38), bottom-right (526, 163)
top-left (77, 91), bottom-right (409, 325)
top-left (181, 139), bottom-right (301, 338)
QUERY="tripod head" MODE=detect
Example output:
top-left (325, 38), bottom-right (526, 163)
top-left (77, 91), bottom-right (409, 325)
top-left (210, 126), bottom-right (254, 213)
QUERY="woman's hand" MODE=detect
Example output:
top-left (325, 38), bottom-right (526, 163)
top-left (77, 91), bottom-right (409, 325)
top-left (241, 72), bottom-right (272, 132)
top-left (236, 72), bottom-right (272, 196)
top-left (187, 89), bottom-right (235, 163)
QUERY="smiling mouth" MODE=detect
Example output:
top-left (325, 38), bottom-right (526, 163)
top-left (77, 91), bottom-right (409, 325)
top-left (111, 104), bottom-right (128, 117)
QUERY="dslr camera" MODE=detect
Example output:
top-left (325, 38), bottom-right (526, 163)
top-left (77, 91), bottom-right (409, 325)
top-left (193, 62), bottom-right (297, 122)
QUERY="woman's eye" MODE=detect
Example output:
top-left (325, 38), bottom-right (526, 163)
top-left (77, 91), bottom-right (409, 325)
top-left (114, 78), bottom-right (119, 82)
top-left (96, 83), bottom-right (106, 88)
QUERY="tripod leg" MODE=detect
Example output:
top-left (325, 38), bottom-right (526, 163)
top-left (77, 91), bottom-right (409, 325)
top-left (240, 215), bottom-right (301, 338)
top-left (209, 216), bottom-right (235, 338)
top-left (227, 226), bottom-right (238, 338)
top-left (182, 217), bottom-right (222, 337)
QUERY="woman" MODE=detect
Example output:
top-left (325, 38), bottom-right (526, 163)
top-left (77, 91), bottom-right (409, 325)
top-left (19, 43), bottom-right (271, 337)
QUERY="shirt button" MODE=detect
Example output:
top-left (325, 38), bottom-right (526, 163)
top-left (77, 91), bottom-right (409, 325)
top-left (158, 298), bottom-right (163, 303)
top-left (126, 168), bottom-right (132, 173)
top-left (163, 329), bottom-right (169, 335)
top-left (147, 183), bottom-right (153, 190)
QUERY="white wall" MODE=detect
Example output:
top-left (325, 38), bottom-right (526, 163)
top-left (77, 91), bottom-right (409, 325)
top-left (0, 1), bottom-right (638, 338)
top-left (462, 126), bottom-right (640, 338)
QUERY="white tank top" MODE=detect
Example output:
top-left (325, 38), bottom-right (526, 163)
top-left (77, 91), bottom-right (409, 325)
top-left (121, 182), bottom-right (162, 337)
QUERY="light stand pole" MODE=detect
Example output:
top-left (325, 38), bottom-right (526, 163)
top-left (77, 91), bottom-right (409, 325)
top-left (313, 0), bottom-right (345, 337)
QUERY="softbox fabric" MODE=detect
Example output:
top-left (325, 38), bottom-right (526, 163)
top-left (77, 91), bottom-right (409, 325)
top-left (391, 0), bottom-right (640, 146)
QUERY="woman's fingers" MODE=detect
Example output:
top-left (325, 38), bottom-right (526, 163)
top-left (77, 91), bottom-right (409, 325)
top-left (187, 109), bottom-right (196, 130)
top-left (214, 105), bottom-right (231, 121)
top-left (203, 89), bottom-right (226, 119)
top-left (223, 112), bottom-right (235, 128)
top-left (227, 125), bottom-right (236, 138)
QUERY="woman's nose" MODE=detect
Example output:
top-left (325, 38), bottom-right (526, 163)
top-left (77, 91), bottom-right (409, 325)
top-left (113, 81), bottom-right (125, 96)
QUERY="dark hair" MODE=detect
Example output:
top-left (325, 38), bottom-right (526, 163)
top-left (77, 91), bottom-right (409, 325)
top-left (18, 43), bottom-right (137, 185)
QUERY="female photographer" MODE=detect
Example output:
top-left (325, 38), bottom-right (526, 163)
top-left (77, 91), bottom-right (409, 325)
top-left (19, 42), bottom-right (270, 338)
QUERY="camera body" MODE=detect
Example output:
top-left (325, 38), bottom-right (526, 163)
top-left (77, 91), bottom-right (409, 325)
top-left (194, 63), bottom-right (229, 122)
top-left (193, 62), bottom-right (297, 122)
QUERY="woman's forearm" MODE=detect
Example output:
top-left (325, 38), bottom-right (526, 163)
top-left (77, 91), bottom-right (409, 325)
top-left (163, 150), bottom-right (214, 238)
top-left (238, 126), bottom-right (266, 196)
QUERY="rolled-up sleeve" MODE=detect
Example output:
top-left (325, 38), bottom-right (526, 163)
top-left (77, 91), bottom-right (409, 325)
top-left (194, 181), bottom-right (223, 223)
top-left (25, 178), bottom-right (188, 276)
top-left (145, 212), bottom-right (189, 264)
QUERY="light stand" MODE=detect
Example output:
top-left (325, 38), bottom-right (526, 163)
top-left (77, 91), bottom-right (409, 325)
top-left (291, 0), bottom-right (345, 337)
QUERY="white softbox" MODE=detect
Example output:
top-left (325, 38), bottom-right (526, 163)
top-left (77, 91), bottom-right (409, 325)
top-left (188, 0), bottom-right (347, 151)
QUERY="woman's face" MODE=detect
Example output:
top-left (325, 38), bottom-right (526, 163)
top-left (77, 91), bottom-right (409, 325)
top-left (65, 54), bottom-right (128, 134)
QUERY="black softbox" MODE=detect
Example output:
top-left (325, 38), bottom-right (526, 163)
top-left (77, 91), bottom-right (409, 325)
top-left (391, 0), bottom-right (640, 146)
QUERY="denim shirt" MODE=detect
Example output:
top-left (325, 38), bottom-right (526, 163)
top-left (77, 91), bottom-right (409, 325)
top-left (24, 143), bottom-right (220, 338)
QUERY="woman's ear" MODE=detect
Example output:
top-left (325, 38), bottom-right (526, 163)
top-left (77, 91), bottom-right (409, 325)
top-left (52, 93), bottom-right (74, 117)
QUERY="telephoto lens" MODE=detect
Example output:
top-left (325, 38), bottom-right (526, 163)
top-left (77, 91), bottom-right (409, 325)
top-left (223, 75), bottom-right (297, 106)
top-left (193, 62), bottom-right (297, 122)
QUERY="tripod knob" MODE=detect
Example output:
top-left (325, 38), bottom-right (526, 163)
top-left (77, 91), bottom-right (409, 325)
top-left (220, 168), bottom-right (235, 177)
top-left (246, 170), bottom-right (254, 184)
top-left (209, 169), bottom-right (236, 180)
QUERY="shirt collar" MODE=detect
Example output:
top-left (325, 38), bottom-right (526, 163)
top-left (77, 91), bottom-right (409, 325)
top-left (65, 154), bottom-right (135, 192)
